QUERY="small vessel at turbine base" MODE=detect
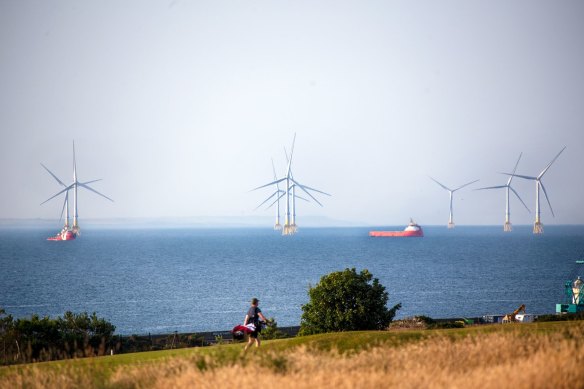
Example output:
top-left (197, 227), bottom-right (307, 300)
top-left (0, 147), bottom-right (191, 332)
top-left (369, 219), bottom-right (424, 238)
top-left (47, 225), bottom-right (77, 241)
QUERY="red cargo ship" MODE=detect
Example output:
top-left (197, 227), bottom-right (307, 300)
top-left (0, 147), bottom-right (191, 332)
top-left (369, 219), bottom-right (424, 237)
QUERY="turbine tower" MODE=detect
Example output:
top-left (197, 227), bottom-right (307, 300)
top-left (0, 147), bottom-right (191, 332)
top-left (429, 177), bottom-right (479, 228)
top-left (475, 153), bottom-right (530, 231)
top-left (503, 147), bottom-right (566, 234)
top-left (41, 141), bottom-right (113, 235)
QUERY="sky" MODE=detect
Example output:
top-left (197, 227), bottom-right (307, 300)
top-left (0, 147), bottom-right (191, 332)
top-left (1, 0), bottom-right (583, 226)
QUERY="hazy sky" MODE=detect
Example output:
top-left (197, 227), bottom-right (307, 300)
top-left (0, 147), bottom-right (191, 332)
top-left (1, 0), bottom-right (583, 226)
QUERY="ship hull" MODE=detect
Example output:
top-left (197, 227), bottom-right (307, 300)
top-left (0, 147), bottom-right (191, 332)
top-left (47, 231), bottom-right (76, 241)
top-left (369, 230), bottom-right (423, 237)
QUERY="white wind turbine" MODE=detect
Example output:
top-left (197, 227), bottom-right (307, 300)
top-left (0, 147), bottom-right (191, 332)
top-left (252, 134), bottom-right (331, 235)
top-left (270, 158), bottom-right (283, 230)
top-left (41, 141), bottom-right (113, 234)
top-left (429, 177), bottom-right (479, 228)
top-left (254, 158), bottom-right (287, 230)
top-left (475, 153), bottom-right (530, 232)
top-left (502, 146), bottom-right (566, 234)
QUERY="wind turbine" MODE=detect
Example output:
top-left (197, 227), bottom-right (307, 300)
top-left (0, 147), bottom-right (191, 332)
top-left (271, 158), bottom-right (282, 230)
top-left (252, 134), bottom-right (331, 235)
top-left (475, 153), bottom-right (530, 232)
top-left (41, 141), bottom-right (113, 236)
top-left (254, 158), bottom-right (284, 230)
top-left (429, 177), bottom-right (479, 228)
top-left (502, 146), bottom-right (566, 234)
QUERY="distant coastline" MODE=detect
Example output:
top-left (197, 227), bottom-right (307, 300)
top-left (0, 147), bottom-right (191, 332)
top-left (0, 218), bottom-right (581, 229)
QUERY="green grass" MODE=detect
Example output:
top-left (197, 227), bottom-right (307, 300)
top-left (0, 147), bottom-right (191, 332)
top-left (1, 320), bottom-right (579, 382)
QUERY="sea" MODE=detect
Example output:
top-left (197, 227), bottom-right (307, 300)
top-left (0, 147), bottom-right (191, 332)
top-left (1, 225), bottom-right (583, 335)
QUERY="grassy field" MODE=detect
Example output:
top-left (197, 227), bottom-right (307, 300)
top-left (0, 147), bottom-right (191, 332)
top-left (1, 321), bottom-right (583, 388)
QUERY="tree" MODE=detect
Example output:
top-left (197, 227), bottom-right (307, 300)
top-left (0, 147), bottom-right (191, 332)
top-left (299, 268), bottom-right (401, 335)
top-left (0, 308), bottom-right (16, 364)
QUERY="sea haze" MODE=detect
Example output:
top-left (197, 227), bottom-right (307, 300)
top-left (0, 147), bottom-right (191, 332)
top-left (1, 226), bottom-right (583, 334)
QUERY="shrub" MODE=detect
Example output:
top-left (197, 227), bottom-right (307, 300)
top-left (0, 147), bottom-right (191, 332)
top-left (0, 308), bottom-right (115, 364)
top-left (536, 311), bottom-right (584, 322)
top-left (299, 268), bottom-right (401, 335)
top-left (261, 318), bottom-right (288, 340)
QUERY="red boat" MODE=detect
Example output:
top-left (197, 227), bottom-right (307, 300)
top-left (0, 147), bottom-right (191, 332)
top-left (369, 219), bottom-right (424, 237)
top-left (47, 227), bottom-right (77, 241)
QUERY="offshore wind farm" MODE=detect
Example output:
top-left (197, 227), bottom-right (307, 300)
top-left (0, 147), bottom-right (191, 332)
top-left (252, 135), bottom-right (331, 235)
top-left (2, 0), bottom-right (584, 371)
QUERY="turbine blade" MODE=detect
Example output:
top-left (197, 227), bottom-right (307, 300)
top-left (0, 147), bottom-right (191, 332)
top-left (538, 146), bottom-right (566, 179)
top-left (78, 183), bottom-right (114, 202)
top-left (40, 185), bottom-right (72, 205)
top-left (508, 152), bottom-right (523, 185)
top-left (266, 191), bottom-right (286, 210)
top-left (271, 158), bottom-right (277, 180)
top-left (40, 163), bottom-right (67, 187)
top-left (475, 185), bottom-right (506, 190)
top-left (294, 182), bottom-right (323, 206)
top-left (59, 191), bottom-right (68, 222)
top-left (454, 179), bottom-right (479, 191)
top-left (295, 194), bottom-right (310, 202)
top-left (81, 179), bottom-right (102, 185)
top-left (73, 140), bottom-right (77, 181)
top-left (500, 172), bottom-right (537, 180)
top-left (509, 186), bottom-right (530, 213)
top-left (540, 182), bottom-right (555, 217)
top-left (428, 176), bottom-right (451, 191)
top-left (286, 133), bottom-right (296, 177)
top-left (250, 177), bottom-right (286, 191)
top-left (254, 191), bottom-right (279, 210)
top-left (290, 178), bottom-right (331, 196)
top-left (271, 158), bottom-right (281, 191)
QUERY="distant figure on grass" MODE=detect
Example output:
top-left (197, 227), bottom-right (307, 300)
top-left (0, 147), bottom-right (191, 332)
top-left (244, 297), bottom-right (268, 351)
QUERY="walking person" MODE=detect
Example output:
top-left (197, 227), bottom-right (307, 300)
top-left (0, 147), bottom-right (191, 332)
top-left (244, 297), bottom-right (267, 351)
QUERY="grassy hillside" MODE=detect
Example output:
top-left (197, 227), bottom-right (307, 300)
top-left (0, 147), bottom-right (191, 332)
top-left (1, 321), bottom-right (583, 388)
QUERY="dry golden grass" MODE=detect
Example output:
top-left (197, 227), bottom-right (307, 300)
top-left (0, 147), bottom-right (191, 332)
top-left (2, 323), bottom-right (584, 389)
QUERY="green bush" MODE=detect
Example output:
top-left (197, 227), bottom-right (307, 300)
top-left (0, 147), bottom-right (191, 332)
top-left (0, 308), bottom-right (116, 364)
top-left (299, 268), bottom-right (401, 335)
top-left (427, 321), bottom-right (465, 329)
top-left (536, 311), bottom-right (584, 322)
top-left (261, 318), bottom-right (288, 340)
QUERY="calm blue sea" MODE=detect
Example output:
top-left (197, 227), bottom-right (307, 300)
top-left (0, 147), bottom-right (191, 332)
top-left (1, 226), bottom-right (583, 334)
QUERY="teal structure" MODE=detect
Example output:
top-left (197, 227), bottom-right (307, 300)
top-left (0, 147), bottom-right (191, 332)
top-left (556, 267), bottom-right (584, 313)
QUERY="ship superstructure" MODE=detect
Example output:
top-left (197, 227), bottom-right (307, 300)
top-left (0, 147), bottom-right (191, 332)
top-left (369, 219), bottom-right (424, 237)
